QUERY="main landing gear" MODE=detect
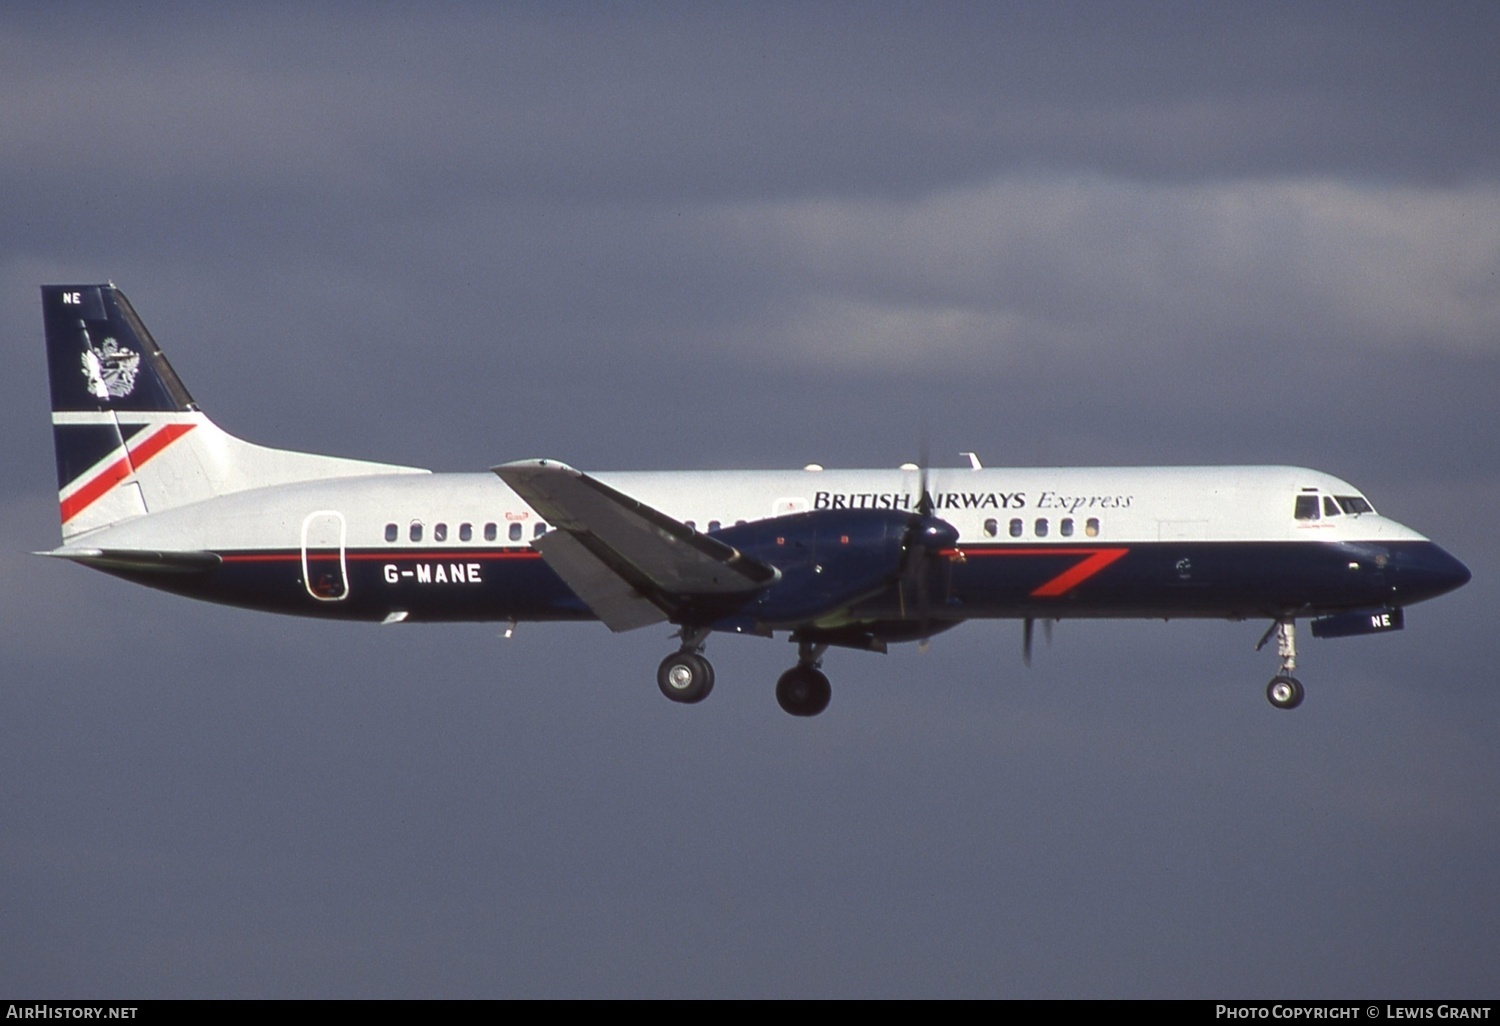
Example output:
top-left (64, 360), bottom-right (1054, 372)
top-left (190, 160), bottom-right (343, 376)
top-left (1257, 618), bottom-right (1305, 710)
top-left (657, 628), bottom-right (714, 704)
top-left (656, 633), bottom-right (834, 717)
top-left (775, 641), bottom-right (831, 718)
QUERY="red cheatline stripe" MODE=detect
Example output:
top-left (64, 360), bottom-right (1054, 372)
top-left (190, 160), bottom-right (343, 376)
top-left (59, 423), bottom-right (196, 524)
top-left (219, 550), bottom-right (543, 563)
top-left (1029, 548), bottom-right (1129, 596)
top-left (946, 545), bottom-right (1131, 597)
top-left (345, 550), bottom-right (541, 561)
top-left (953, 546), bottom-right (1126, 558)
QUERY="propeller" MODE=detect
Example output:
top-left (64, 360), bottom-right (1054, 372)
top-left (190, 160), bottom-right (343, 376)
top-left (898, 443), bottom-right (958, 648)
top-left (1022, 617), bottom-right (1055, 667)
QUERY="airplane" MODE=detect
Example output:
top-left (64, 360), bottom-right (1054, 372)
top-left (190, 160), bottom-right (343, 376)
top-left (37, 283), bottom-right (1470, 716)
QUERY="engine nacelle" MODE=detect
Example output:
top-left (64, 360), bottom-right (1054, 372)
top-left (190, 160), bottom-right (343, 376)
top-left (712, 508), bottom-right (956, 627)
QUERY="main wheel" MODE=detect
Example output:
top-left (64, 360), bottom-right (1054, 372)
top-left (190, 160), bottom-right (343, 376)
top-left (657, 651), bottom-right (714, 704)
top-left (1266, 674), bottom-right (1305, 710)
top-left (775, 666), bottom-right (832, 717)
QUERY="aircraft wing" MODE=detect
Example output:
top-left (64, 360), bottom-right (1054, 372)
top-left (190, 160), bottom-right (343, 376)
top-left (492, 459), bottom-right (780, 632)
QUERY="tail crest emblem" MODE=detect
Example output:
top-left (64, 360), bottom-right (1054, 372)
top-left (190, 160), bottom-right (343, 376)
top-left (81, 333), bottom-right (141, 400)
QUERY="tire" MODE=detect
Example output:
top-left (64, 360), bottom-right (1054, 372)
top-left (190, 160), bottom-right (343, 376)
top-left (1266, 674), bottom-right (1305, 710)
top-left (657, 652), bottom-right (714, 704)
top-left (775, 666), bottom-right (832, 717)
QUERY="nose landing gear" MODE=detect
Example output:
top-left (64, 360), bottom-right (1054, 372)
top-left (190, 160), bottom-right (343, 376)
top-left (1267, 674), bottom-right (1304, 710)
top-left (1257, 618), bottom-right (1305, 710)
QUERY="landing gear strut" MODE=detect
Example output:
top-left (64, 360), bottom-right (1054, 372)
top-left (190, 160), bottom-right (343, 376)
top-left (776, 641), bottom-right (831, 717)
top-left (657, 628), bottom-right (714, 704)
top-left (1257, 618), bottom-right (1305, 710)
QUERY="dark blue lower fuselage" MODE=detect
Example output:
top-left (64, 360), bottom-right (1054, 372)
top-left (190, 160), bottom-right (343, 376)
top-left (100, 539), bottom-right (1470, 639)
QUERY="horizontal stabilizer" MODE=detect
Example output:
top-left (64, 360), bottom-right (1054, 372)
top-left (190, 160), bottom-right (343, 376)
top-left (37, 547), bottom-right (222, 574)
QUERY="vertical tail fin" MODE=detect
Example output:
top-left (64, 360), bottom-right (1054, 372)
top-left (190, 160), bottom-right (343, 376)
top-left (42, 284), bottom-right (426, 540)
top-left (44, 284), bottom-right (196, 415)
top-left (44, 284), bottom-right (200, 536)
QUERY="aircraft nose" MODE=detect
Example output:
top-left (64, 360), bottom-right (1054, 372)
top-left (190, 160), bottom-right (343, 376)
top-left (1393, 542), bottom-right (1471, 603)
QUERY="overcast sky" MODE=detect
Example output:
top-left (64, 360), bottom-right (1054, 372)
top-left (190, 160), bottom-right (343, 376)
top-left (2, 2), bottom-right (1496, 998)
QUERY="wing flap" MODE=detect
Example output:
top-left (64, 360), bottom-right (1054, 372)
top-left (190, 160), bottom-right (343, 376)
top-left (492, 460), bottom-right (778, 626)
top-left (535, 531), bottom-right (670, 632)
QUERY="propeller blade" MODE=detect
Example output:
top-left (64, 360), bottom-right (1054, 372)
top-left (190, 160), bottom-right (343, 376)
top-left (900, 438), bottom-right (959, 653)
top-left (916, 429), bottom-right (932, 516)
top-left (1023, 617), bottom-right (1034, 667)
top-left (903, 439), bottom-right (934, 641)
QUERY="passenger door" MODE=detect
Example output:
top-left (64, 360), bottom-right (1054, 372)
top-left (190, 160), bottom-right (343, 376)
top-left (301, 510), bottom-right (349, 601)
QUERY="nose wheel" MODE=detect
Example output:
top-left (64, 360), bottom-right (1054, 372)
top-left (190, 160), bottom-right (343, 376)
top-left (1266, 674), bottom-right (1304, 709)
top-left (1257, 618), bottom-right (1305, 710)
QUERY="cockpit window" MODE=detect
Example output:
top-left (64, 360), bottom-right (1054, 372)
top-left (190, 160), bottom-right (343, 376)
top-left (1336, 496), bottom-right (1374, 515)
top-left (1323, 496), bottom-right (1340, 518)
top-left (1294, 495), bottom-right (1319, 521)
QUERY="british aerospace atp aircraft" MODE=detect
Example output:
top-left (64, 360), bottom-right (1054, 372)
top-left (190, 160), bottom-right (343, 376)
top-left (38, 284), bottom-right (1470, 716)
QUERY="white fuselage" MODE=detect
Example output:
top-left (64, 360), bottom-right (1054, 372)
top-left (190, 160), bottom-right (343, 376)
top-left (77, 464), bottom-right (1425, 554)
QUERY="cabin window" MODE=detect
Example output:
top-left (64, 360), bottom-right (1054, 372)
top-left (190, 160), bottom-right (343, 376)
top-left (533, 523), bottom-right (547, 538)
top-left (484, 523), bottom-right (497, 542)
top-left (1294, 495), bottom-right (1320, 521)
top-left (384, 523), bottom-right (398, 543)
top-left (1085, 517), bottom-right (1100, 538)
top-left (508, 522), bottom-right (523, 542)
top-left (459, 523), bottom-right (473, 542)
top-left (409, 521), bottom-right (424, 542)
top-left (1336, 496), bottom-right (1374, 515)
top-left (1009, 518), bottom-right (1023, 538)
top-left (1323, 496), bottom-right (1340, 518)
top-left (1060, 518), bottom-right (1074, 538)
top-left (1035, 518), bottom-right (1049, 538)
top-left (983, 518), bottom-right (998, 538)
top-left (434, 522), bottom-right (448, 542)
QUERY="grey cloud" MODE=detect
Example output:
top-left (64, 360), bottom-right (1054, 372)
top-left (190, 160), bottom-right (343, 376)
top-left (5, 3), bottom-right (1499, 218)
top-left (712, 178), bottom-right (1500, 369)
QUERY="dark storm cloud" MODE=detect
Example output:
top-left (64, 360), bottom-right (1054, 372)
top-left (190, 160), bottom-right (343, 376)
top-left (5, 3), bottom-right (1500, 218)
top-left (2, 2), bottom-right (1497, 998)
